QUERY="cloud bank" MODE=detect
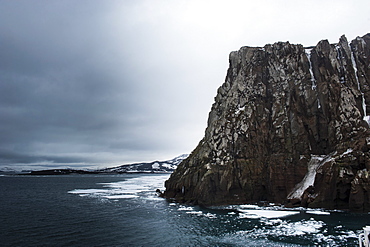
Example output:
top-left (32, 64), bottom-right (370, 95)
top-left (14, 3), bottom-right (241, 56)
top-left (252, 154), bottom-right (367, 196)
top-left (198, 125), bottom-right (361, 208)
top-left (1, 0), bottom-right (369, 169)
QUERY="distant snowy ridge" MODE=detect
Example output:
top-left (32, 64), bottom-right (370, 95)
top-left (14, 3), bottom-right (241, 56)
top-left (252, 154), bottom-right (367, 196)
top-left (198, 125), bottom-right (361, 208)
top-left (97, 154), bottom-right (189, 173)
top-left (0, 166), bottom-right (18, 174)
top-left (0, 154), bottom-right (188, 175)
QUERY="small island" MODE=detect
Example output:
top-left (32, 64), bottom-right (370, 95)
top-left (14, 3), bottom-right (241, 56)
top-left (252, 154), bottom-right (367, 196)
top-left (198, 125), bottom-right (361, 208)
top-left (164, 34), bottom-right (370, 212)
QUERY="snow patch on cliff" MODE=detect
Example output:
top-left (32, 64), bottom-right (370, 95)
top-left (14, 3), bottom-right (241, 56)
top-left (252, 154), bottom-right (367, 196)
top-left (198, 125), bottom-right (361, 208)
top-left (235, 106), bottom-right (245, 115)
top-left (152, 162), bottom-right (160, 169)
top-left (305, 48), bottom-right (316, 90)
top-left (287, 155), bottom-right (326, 200)
top-left (349, 45), bottom-right (368, 120)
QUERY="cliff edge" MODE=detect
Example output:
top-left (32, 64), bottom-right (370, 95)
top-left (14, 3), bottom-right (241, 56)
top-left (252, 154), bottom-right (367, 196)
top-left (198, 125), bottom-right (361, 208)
top-left (164, 34), bottom-right (370, 212)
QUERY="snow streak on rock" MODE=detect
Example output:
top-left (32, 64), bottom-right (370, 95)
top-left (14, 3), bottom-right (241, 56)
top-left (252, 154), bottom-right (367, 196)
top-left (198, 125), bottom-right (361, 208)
top-left (288, 155), bottom-right (325, 200)
top-left (349, 44), bottom-right (367, 119)
top-left (305, 49), bottom-right (316, 90)
top-left (305, 48), bottom-right (321, 109)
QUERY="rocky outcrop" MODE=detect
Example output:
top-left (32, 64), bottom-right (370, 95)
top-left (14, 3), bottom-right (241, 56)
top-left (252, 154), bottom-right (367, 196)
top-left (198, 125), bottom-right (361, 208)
top-left (164, 34), bottom-right (370, 212)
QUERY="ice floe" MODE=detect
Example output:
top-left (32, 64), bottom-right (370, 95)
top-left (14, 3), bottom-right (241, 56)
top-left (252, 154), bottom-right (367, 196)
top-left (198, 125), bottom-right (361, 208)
top-left (306, 210), bottom-right (330, 215)
top-left (238, 209), bottom-right (300, 219)
top-left (243, 218), bottom-right (324, 237)
top-left (178, 206), bottom-right (195, 211)
top-left (68, 174), bottom-right (170, 200)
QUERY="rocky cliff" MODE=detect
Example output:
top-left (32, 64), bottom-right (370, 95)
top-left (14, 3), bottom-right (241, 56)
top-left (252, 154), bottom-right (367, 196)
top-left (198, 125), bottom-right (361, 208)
top-left (164, 34), bottom-right (370, 212)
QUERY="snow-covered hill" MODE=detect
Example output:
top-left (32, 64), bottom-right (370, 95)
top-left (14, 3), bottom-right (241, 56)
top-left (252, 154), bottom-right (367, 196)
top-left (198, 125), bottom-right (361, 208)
top-left (0, 167), bottom-right (18, 174)
top-left (97, 154), bottom-right (188, 173)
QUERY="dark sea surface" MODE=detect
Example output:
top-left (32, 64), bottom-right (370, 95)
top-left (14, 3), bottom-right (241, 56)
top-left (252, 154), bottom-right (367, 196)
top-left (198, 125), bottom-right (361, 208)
top-left (0, 173), bottom-right (369, 247)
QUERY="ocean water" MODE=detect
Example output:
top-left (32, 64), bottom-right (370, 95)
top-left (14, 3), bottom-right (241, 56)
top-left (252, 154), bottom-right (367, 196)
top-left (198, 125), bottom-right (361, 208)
top-left (0, 174), bottom-right (369, 247)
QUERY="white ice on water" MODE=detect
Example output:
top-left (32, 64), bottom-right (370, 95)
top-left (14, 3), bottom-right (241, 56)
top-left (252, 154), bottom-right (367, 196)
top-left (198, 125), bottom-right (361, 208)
top-left (68, 174), bottom-right (170, 200)
top-left (174, 205), bottom-right (217, 218)
top-left (67, 174), bottom-right (359, 245)
top-left (240, 218), bottom-right (325, 237)
top-left (238, 209), bottom-right (300, 219)
top-left (177, 206), bottom-right (195, 211)
top-left (306, 210), bottom-right (330, 215)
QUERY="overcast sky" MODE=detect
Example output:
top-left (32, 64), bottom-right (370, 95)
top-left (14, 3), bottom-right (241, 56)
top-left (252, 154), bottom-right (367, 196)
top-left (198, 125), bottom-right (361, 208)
top-left (0, 0), bottom-right (369, 170)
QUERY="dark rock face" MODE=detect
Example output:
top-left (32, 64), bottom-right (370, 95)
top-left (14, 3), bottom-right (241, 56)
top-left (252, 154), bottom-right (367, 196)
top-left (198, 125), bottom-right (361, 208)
top-left (164, 34), bottom-right (370, 212)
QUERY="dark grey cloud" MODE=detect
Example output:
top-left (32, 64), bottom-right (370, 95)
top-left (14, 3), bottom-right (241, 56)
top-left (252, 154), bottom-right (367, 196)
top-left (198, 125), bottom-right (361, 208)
top-left (0, 1), bottom-right (161, 168)
top-left (1, 0), bottom-right (369, 170)
top-left (0, 149), bottom-right (89, 165)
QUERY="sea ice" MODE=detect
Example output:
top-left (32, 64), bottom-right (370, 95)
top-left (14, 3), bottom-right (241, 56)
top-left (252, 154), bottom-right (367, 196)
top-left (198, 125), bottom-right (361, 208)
top-left (239, 204), bottom-right (261, 209)
top-left (306, 210), bottom-right (330, 215)
top-left (178, 206), bottom-right (195, 211)
top-left (243, 218), bottom-right (325, 237)
top-left (68, 189), bottom-right (107, 194)
top-left (68, 174), bottom-right (170, 200)
top-left (203, 212), bottom-right (217, 218)
top-left (186, 211), bottom-right (203, 215)
top-left (104, 194), bottom-right (139, 199)
top-left (238, 209), bottom-right (300, 219)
